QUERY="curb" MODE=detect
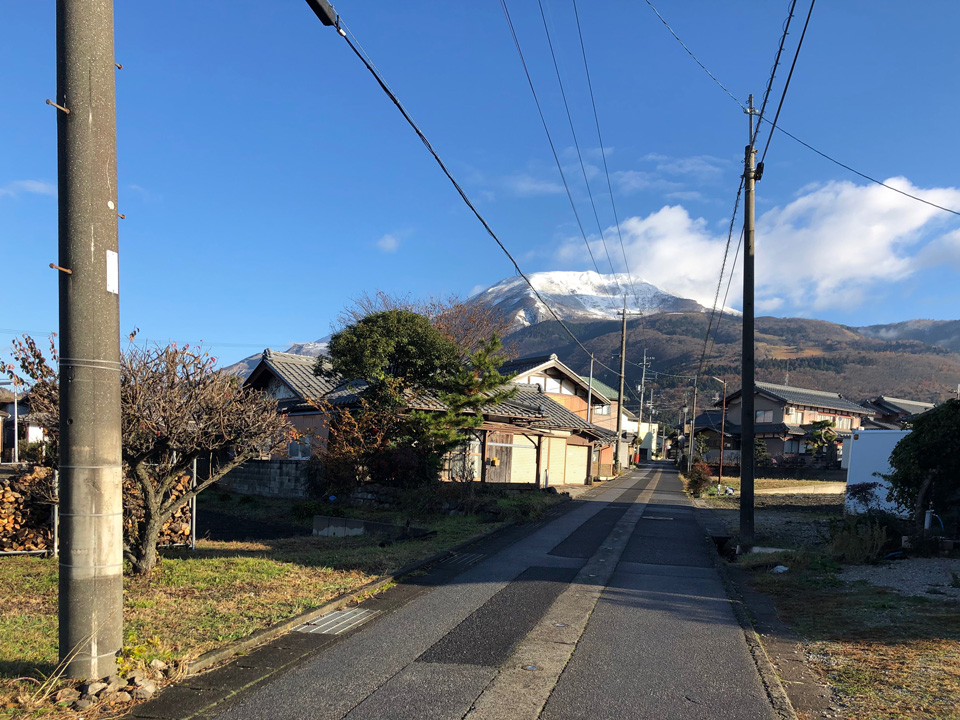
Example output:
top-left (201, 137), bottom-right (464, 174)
top-left (692, 504), bottom-right (799, 720)
top-left (185, 521), bottom-right (516, 676)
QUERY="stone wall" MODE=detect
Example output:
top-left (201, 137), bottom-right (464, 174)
top-left (220, 459), bottom-right (311, 499)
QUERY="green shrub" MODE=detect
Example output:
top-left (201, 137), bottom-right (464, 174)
top-left (685, 460), bottom-right (713, 497)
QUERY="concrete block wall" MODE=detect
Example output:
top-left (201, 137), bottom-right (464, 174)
top-left (220, 459), bottom-right (311, 499)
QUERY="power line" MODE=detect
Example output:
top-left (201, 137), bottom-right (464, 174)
top-left (643, 0), bottom-right (746, 112)
top-left (774, 124), bottom-right (960, 217)
top-left (328, 18), bottom-right (622, 377)
top-left (758, 0), bottom-right (816, 166)
top-left (536, 0), bottom-right (624, 304)
top-left (571, 0), bottom-right (647, 319)
top-left (752, 0), bottom-right (798, 146)
top-left (695, 179), bottom-right (745, 378)
top-left (498, 0), bottom-right (606, 284)
top-left (646, 0), bottom-right (960, 218)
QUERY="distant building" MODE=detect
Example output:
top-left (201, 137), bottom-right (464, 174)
top-left (721, 381), bottom-right (871, 464)
top-left (860, 396), bottom-right (935, 429)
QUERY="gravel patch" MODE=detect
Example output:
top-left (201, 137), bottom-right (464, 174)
top-left (840, 557), bottom-right (960, 599)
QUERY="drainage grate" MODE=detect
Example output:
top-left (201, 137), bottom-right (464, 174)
top-left (437, 552), bottom-right (484, 569)
top-left (294, 608), bottom-right (380, 635)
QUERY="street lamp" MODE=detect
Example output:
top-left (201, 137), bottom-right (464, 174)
top-left (711, 376), bottom-right (727, 492)
top-left (0, 380), bottom-right (18, 464)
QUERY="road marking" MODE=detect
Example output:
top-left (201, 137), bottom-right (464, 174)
top-left (438, 552), bottom-right (485, 569)
top-left (293, 608), bottom-right (380, 635)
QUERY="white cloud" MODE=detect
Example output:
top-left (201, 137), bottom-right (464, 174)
top-left (376, 234), bottom-right (399, 253)
top-left (556, 205), bottom-right (735, 309)
top-left (0, 179), bottom-right (56, 198)
top-left (755, 177), bottom-right (960, 311)
top-left (553, 177), bottom-right (960, 315)
top-left (612, 170), bottom-right (681, 194)
top-left (504, 173), bottom-right (564, 196)
top-left (641, 153), bottom-right (728, 181)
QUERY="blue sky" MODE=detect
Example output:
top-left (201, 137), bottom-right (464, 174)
top-left (3, 1), bottom-right (960, 368)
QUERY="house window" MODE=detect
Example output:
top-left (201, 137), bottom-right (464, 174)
top-left (755, 410), bottom-right (773, 423)
top-left (593, 404), bottom-right (610, 416)
top-left (287, 438), bottom-right (311, 460)
top-left (784, 439), bottom-right (801, 454)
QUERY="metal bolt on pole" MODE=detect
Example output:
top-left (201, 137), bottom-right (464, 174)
top-left (56, 0), bottom-right (124, 678)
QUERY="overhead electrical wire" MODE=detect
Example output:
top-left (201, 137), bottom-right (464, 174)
top-left (331, 19), bottom-right (623, 378)
top-left (498, 0), bottom-right (608, 285)
top-left (646, 0), bottom-right (960, 218)
top-left (536, 0), bottom-right (625, 305)
top-left (758, 0), bottom-right (815, 165)
top-left (643, 0), bottom-right (746, 112)
top-left (751, 0), bottom-right (798, 146)
top-left (571, 0), bottom-right (649, 320)
top-left (694, 0), bottom-right (797, 380)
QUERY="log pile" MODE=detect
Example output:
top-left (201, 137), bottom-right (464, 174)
top-left (123, 473), bottom-right (194, 548)
top-left (0, 466), bottom-right (56, 553)
top-left (2, 466), bottom-right (197, 554)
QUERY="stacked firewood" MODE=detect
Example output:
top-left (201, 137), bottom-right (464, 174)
top-left (123, 473), bottom-right (194, 547)
top-left (0, 467), bottom-right (56, 552)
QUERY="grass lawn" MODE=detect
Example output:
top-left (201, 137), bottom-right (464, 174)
top-left (0, 486), bottom-right (566, 717)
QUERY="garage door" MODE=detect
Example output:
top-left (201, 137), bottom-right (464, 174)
top-left (510, 435), bottom-right (537, 484)
top-left (546, 437), bottom-right (566, 487)
top-left (565, 445), bottom-right (589, 485)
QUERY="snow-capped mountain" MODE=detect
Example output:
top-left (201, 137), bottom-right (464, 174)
top-left (221, 339), bottom-right (329, 378)
top-left (219, 271), bottom-right (736, 376)
top-left (469, 271), bottom-right (733, 329)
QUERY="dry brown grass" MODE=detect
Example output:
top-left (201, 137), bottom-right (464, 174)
top-left (0, 494), bottom-right (539, 718)
top-left (743, 542), bottom-right (960, 719)
top-left (805, 638), bottom-right (960, 720)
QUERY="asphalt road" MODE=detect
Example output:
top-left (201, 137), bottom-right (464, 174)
top-left (135, 463), bottom-right (779, 720)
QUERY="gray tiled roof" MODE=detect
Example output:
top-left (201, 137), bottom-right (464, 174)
top-left (254, 350), bottom-right (341, 401)
top-left (499, 354), bottom-right (558, 376)
top-left (512, 385), bottom-right (604, 437)
top-left (870, 396), bottom-right (935, 417)
top-left (248, 349), bottom-right (601, 430)
top-left (755, 382), bottom-right (869, 415)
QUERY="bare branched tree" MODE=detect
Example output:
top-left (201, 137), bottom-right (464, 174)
top-left (7, 337), bottom-right (290, 575)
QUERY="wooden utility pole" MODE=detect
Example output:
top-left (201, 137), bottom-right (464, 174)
top-left (586, 355), bottom-right (594, 424)
top-left (55, 0), bottom-right (124, 678)
top-left (687, 377), bottom-right (699, 475)
top-left (740, 94), bottom-right (759, 547)
top-left (712, 376), bottom-right (727, 492)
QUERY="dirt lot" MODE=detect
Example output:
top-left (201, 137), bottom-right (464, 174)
top-left (705, 492), bottom-right (843, 549)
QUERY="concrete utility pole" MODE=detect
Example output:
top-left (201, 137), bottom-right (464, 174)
top-left (615, 300), bottom-right (628, 470)
top-left (636, 349), bottom-right (652, 424)
top-left (55, 0), bottom-right (124, 678)
top-left (740, 95), bottom-right (759, 547)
